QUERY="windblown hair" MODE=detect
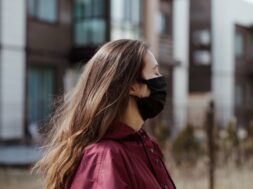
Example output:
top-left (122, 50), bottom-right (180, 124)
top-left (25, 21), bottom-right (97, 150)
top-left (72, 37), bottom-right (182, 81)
top-left (31, 39), bottom-right (149, 189)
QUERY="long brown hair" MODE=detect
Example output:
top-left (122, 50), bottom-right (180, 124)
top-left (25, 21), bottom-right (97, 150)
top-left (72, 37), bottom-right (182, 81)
top-left (31, 39), bottom-right (149, 189)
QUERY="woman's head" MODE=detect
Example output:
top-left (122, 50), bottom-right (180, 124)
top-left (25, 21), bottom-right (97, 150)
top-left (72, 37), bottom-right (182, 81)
top-left (31, 39), bottom-right (153, 189)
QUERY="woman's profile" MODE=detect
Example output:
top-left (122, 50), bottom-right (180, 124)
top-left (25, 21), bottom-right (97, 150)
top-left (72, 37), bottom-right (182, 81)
top-left (32, 39), bottom-right (177, 189)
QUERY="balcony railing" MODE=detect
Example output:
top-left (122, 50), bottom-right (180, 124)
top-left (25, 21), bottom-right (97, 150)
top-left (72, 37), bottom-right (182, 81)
top-left (159, 35), bottom-right (174, 65)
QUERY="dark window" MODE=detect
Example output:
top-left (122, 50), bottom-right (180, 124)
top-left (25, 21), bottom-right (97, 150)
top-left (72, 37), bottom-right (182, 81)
top-left (74, 0), bottom-right (106, 46)
top-left (235, 81), bottom-right (244, 107)
top-left (28, 66), bottom-right (55, 125)
top-left (28, 0), bottom-right (58, 23)
top-left (235, 31), bottom-right (244, 58)
top-left (246, 81), bottom-right (253, 106)
top-left (158, 12), bottom-right (168, 35)
top-left (250, 35), bottom-right (253, 59)
top-left (251, 81), bottom-right (253, 106)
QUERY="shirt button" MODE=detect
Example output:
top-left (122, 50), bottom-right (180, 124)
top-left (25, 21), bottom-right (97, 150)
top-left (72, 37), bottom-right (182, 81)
top-left (150, 148), bottom-right (154, 153)
top-left (163, 185), bottom-right (168, 189)
top-left (155, 159), bottom-right (159, 164)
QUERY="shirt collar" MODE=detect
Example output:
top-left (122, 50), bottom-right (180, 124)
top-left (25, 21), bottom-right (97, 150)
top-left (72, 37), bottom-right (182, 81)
top-left (102, 120), bottom-right (145, 140)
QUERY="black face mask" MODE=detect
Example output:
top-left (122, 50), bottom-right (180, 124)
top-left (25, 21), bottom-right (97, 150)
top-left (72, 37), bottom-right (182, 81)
top-left (135, 75), bottom-right (167, 121)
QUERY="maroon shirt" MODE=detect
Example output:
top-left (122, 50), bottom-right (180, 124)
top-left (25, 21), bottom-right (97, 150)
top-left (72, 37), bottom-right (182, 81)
top-left (70, 121), bottom-right (176, 189)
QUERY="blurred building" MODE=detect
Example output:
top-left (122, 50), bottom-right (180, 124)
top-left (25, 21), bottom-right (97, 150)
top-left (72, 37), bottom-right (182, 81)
top-left (213, 0), bottom-right (253, 129)
top-left (0, 0), bottom-right (175, 143)
top-left (173, 0), bottom-right (253, 130)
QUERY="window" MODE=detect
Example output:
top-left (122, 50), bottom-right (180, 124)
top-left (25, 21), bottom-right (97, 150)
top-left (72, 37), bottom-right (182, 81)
top-left (193, 50), bottom-right (211, 65)
top-left (235, 31), bottom-right (244, 58)
top-left (74, 0), bottom-right (106, 46)
top-left (193, 30), bottom-right (211, 46)
top-left (28, 0), bottom-right (58, 23)
top-left (28, 66), bottom-right (55, 125)
top-left (111, 0), bottom-right (142, 40)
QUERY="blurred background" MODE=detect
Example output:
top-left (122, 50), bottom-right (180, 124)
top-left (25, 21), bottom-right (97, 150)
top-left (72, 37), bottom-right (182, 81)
top-left (0, 0), bottom-right (253, 188)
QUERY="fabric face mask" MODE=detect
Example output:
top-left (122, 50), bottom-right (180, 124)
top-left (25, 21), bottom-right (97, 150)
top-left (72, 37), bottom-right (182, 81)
top-left (136, 75), bottom-right (167, 121)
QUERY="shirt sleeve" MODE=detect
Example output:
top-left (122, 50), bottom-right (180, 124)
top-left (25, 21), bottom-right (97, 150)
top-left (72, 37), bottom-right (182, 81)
top-left (70, 143), bottom-right (131, 189)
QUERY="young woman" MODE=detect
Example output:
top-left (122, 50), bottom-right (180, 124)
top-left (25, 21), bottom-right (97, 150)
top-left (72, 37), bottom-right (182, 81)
top-left (32, 39), bottom-right (176, 189)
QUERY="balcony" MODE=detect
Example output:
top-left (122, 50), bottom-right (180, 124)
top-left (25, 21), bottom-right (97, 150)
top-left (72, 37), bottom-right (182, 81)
top-left (159, 35), bottom-right (174, 66)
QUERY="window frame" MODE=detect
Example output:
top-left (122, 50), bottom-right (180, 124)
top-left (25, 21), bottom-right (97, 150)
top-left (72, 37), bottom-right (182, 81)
top-left (74, 0), bottom-right (107, 46)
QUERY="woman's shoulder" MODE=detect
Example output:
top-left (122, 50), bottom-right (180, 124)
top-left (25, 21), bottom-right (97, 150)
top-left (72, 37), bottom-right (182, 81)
top-left (71, 140), bottom-right (131, 189)
top-left (83, 139), bottom-right (125, 161)
top-left (75, 140), bottom-right (127, 177)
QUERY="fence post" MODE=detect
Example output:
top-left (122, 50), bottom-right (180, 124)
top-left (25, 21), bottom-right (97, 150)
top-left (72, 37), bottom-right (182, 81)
top-left (206, 100), bottom-right (215, 189)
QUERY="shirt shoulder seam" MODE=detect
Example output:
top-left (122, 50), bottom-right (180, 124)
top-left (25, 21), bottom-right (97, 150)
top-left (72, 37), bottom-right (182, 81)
top-left (94, 143), bottom-right (107, 188)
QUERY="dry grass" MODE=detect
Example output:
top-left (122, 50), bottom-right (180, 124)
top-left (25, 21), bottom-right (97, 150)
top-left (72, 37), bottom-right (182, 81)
top-left (0, 167), bottom-right (43, 189)
top-left (167, 162), bottom-right (253, 189)
top-left (163, 148), bottom-right (253, 189)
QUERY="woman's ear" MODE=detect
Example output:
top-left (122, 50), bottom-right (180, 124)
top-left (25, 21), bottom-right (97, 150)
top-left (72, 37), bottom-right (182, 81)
top-left (129, 83), bottom-right (141, 97)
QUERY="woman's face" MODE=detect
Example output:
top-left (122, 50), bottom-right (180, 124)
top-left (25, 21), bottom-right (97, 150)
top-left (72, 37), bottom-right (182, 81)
top-left (129, 50), bottom-right (162, 98)
top-left (142, 50), bottom-right (162, 80)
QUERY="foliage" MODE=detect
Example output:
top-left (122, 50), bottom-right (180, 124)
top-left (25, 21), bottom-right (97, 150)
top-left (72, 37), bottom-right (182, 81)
top-left (153, 121), bottom-right (171, 149)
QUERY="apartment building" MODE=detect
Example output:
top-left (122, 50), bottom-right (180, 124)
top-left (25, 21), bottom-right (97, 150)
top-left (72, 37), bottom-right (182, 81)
top-left (173, 0), bottom-right (253, 130)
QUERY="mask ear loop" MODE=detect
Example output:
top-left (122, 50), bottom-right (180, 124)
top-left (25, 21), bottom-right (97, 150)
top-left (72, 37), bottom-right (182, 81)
top-left (136, 77), bottom-right (151, 99)
top-left (136, 77), bottom-right (147, 84)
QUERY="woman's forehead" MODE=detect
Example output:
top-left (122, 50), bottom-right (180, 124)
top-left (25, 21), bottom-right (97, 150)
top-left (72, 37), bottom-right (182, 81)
top-left (144, 50), bottom-right (159, 69)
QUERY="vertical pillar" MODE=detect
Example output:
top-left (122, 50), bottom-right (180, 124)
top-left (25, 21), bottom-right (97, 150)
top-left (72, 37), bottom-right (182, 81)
top-left (0, 0), bottom-right (26, 140)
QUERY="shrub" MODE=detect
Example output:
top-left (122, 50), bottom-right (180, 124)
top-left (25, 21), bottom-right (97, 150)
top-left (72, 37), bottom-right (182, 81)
top-left (153, 121), bottom-right (171, 149)
top-left (172, 123), bottom-right (203, 166)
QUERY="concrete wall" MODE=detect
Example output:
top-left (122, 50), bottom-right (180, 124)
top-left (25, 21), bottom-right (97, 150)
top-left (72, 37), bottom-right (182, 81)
top-left (0, 0), bottom-right (26, 139)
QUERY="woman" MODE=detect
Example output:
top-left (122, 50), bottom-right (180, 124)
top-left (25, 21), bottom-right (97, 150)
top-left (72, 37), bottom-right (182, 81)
top-left (32, 39), bottom-right (176, 189)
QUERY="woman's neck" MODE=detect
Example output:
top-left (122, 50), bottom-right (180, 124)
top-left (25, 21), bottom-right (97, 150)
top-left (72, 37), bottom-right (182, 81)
top-left (119, 97), bottom-right (144, 132)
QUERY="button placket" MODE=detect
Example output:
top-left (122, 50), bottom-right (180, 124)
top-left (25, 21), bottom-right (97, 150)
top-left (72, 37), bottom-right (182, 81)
top-left (163, 185), bottom-right (168, 189)
top-left (138, 132), bottom-right (168, 189)
top-left (139, 131), bottom-right (176, 189)
top-left (155, 158), bottom-right (160, 165)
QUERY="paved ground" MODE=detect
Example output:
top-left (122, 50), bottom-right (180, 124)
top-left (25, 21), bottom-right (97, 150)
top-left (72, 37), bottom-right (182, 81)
top-left (0, 145), bottom-right (43, 166)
